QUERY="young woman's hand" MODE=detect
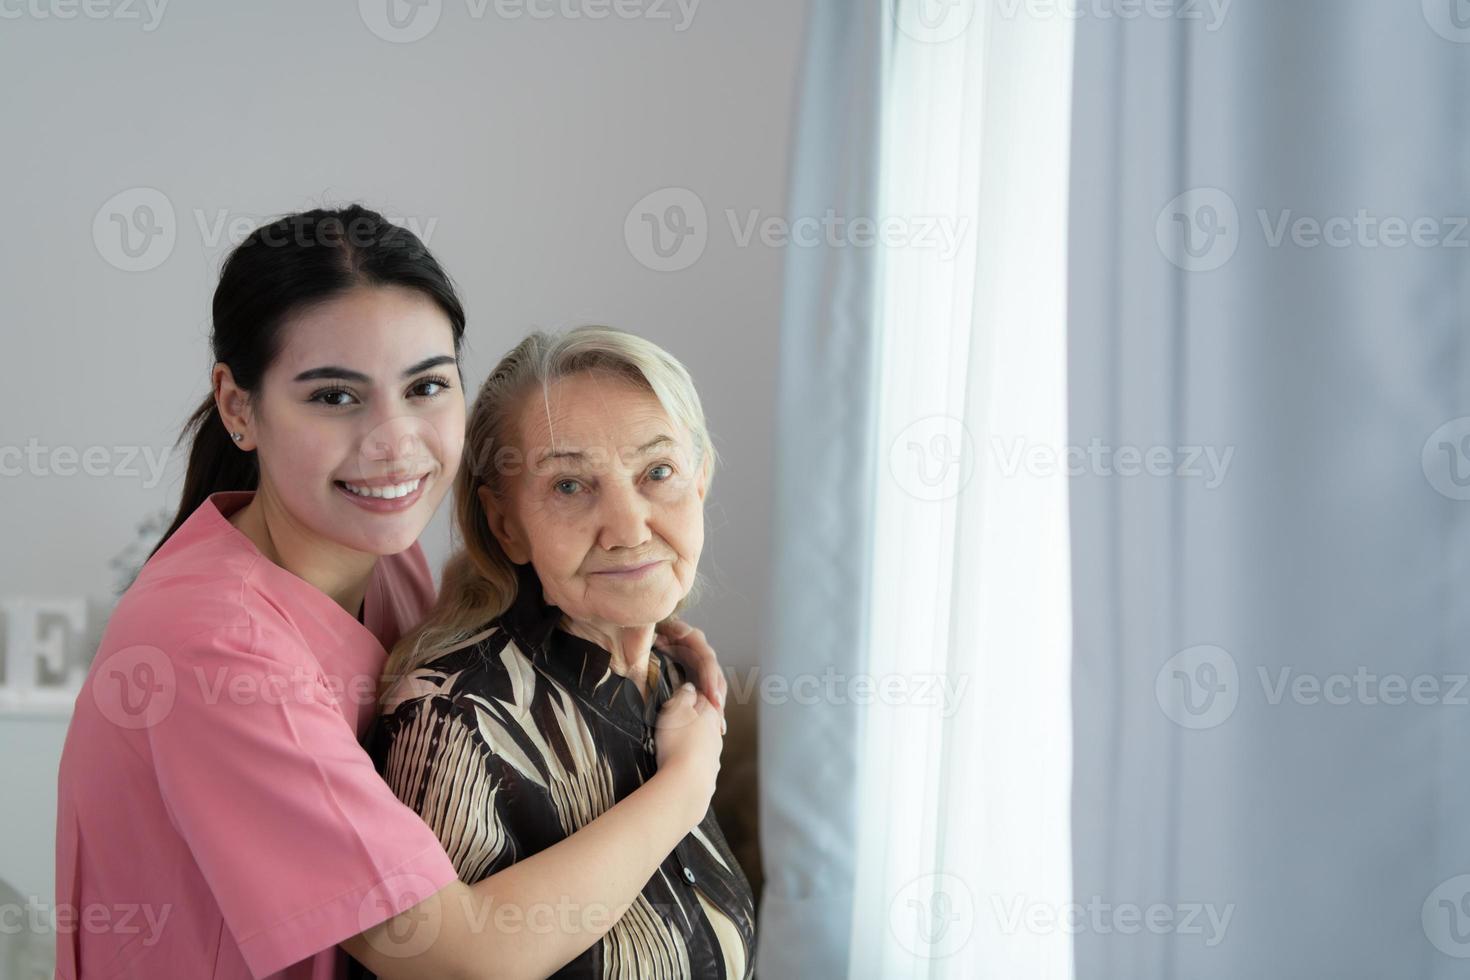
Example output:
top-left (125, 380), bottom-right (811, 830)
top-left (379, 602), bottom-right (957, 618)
top-left (655, 617), bottom-right (728, 727)
top-left (654, 682), bottom-right (724, 824)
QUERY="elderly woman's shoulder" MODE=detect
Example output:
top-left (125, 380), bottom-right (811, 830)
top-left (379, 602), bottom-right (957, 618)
top-left (381, 619), bottom-right (552, 719)
top-left (379, 624), bottom-right (509, 709)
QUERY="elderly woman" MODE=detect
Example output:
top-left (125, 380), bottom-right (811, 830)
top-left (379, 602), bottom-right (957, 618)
top-left (363, 327), bottom-right (755, 979)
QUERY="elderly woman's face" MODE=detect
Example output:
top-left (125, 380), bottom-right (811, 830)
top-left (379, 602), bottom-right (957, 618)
top-left (482, 372), bottom-right (707, 631)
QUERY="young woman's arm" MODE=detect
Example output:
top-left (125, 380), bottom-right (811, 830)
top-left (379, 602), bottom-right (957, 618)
top-left (342, 683), bottom-right (724, 979)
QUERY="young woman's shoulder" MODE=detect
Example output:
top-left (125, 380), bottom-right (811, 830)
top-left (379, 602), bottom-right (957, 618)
top-left (100, 540), bottom-right (307, 674)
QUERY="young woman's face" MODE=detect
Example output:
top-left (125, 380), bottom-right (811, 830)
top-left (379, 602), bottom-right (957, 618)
top-left (239, 285), bottom-right (466, 557)
top-left (482, 372), bottom-right (707, 631)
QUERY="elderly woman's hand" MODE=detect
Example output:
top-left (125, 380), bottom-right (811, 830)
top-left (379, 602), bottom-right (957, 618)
top-left (654, 618), bottom-right (728, 731)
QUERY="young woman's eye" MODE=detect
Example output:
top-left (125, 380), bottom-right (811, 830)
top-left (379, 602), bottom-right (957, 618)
top-left (648, 463), bottom-right (675, 481)
top-left (310, 388), bottom-right (358, 407)
top-left (411, 375), bottom-right (454, 399)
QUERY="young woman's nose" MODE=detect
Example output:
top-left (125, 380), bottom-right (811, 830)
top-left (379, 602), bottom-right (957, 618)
top-left (357, 412), bottom-right (438, 474)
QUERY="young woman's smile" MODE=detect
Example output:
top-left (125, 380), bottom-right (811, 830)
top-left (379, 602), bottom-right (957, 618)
top-left (333, 471), bottom-right (431, 511)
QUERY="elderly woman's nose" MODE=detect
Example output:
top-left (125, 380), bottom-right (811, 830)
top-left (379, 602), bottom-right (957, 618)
top-left (596, 480), bottom-right (653, 550)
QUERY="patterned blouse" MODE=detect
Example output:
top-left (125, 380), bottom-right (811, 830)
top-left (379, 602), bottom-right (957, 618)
top-left (356, 561), bottom-right (756, 979)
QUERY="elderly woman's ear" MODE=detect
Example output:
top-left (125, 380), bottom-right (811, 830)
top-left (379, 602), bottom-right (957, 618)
top-left (477, 483), bottom-right (530, 564)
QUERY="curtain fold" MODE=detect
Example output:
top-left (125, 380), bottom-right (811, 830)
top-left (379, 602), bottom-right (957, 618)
top-left (757, 2), bottom-right (887, 977)
top-left (1068, 3), bottom-right (1470, 977)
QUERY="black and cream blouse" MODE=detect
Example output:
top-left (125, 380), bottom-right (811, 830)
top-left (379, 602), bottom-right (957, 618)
top-left (358, 561), bottom-right (756, 979)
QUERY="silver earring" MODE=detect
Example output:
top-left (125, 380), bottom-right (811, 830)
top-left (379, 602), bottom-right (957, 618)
top-left (232, 432), bottom-right (243, 442)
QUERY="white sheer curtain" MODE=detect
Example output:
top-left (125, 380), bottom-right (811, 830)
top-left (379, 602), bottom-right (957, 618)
top-left (764, 3), bottom-right (1073, 976)
top-left (845, 2), bottom-right (1075, 978)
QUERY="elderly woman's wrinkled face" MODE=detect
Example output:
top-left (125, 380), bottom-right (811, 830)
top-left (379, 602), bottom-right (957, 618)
top-left (481, 371), bottom-right (707, 631)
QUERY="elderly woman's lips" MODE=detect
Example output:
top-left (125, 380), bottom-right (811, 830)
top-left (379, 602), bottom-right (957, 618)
top-left (591, 560), bottom-right (664, 578)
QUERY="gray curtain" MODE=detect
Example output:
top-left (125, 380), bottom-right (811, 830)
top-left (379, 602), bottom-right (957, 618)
top-left (1069, 2), bottom-right (1470, 978)
top-left (757, 2), bottom-right (886, 977)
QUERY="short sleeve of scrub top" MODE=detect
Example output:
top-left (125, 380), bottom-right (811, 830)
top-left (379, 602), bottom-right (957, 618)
top-left (54, 491), bottom-right (460, 979)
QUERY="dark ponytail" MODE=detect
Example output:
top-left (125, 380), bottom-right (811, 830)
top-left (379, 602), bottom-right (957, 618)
top-left (148, 205), bottom-right (466, 560)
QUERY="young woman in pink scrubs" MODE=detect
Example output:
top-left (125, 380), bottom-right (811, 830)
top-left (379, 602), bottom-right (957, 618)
top-left (54, 206), bottom-right (729, 979)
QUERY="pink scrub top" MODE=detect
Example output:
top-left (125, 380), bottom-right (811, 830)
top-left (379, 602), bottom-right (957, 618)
top-left (54, 491), bottom-right (460, 979)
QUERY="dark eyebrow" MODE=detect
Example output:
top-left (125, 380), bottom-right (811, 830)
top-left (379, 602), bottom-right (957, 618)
top-left (536, 435), bottom-right (677, 465)
top-left (292, 355), bottom-right (457, 384)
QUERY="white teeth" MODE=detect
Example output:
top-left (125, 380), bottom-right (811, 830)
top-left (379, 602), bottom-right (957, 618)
top-left (341, 477), bottom-right (423, 500)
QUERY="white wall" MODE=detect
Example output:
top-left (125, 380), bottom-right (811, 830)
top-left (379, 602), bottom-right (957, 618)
top-left (0, 0), bottom-right (805, 912)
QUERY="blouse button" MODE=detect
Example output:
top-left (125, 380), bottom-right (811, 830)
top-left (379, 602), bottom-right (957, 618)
top-left (682, 866), bottom-right (697, 885)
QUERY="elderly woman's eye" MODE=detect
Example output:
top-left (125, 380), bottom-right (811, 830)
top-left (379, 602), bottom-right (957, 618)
top-left (648, 463), bottom-right (674, 481)
top-left (554, 479), bottom-right (581, 496)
